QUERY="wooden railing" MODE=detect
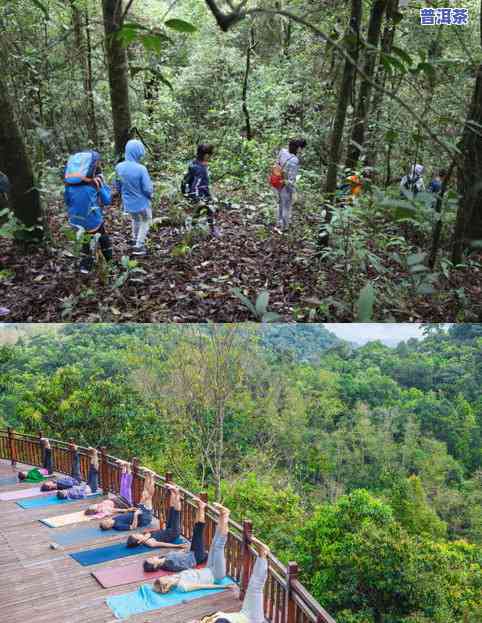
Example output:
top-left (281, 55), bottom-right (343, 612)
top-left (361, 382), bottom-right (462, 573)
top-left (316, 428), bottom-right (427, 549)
top-left (0, 428), bottom-right (336, 623)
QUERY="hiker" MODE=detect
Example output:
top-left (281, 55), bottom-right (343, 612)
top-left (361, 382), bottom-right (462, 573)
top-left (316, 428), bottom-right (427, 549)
top-left (428, 169), bottom-right (447, 195)
top-left (125, 484), bottom-right (188, 548)
top-left (99, 469), bottom-right (155, 531)
top-left (187, 541), bottom-right (270, 623)
top-left (88, 447), bottom-right (99, 493)
top-left (146, 500), bottom-right (231, 594)
top-left (271, 138), bottom-right (306, 231)
top-left (400, 164), bottom-right (425, 197)
top-left (64, 150), bottom-right (113, 274)
top-left (181, 143), bottom-right (220, 238)
top-left (115, 139), bottom-right (154, 257)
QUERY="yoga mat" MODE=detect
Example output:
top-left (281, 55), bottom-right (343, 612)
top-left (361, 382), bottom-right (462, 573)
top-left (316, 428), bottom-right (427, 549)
top-left (0, 486), bottom-right (51, 501)
top-left (106, 577), bottom-right (235, 620)
top-left (40, 510), bottom-right (101, 528)
top-left (17, 492), bottom-right (101, 509)
top-left (0, 475), bottom-right (19, 486)
top-left (93, 560), bottom-right (204, 589)
top-left (71, 536), bottom-right (187, 567)
top-left (53, 524), bottom-right (119, 547)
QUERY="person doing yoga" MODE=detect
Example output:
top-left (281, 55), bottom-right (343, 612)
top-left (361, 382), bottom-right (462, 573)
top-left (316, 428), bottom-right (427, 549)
top-left (189, 540), bottom-right (270, 623)
top-left (126, 484), bottom-right (188, 548)
top-left (148, 500), bottom-right (234, 595)
top-left (100, 469), bottom-right (155, 531)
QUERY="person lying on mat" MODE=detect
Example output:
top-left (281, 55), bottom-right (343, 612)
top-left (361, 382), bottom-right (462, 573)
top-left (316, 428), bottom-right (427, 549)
top-left (148, 500), bottom-right (235, 595)
top-left (187, 540), bottom-right (270, 623)
top-left (100, 469), bottom-right (155, 532)
top-left (126, 484), bottom-right (188, 548)
top-left (18, 467), bottom-right (50, 483)
top-left (40, 444), bottom-right (84, 493)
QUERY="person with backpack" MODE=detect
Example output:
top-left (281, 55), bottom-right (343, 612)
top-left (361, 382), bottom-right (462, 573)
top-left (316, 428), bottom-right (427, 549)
top-left (400, 163), bottom-right (425, 198)
top-left (115, 139), bottom-right (154, 257)
top-left (64, 151), bottom-right (113, 275)
top-left (428, 169), bottom-right (447, 195)
top-left (270, 138), bottom-right (306, 231)
top-left (181, 143), bottom-right (220, 238)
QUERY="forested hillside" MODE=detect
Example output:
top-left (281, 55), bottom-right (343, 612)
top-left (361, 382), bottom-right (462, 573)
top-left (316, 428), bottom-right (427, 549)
top-left (0, 323), bottom-right (481, 622)
top-left (1, 1), bottom-right (481, 321)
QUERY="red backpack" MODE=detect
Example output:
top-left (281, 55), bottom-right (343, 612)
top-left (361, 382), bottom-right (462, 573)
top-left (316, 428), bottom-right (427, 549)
top-left (268, 156), bottom-right (294, 190)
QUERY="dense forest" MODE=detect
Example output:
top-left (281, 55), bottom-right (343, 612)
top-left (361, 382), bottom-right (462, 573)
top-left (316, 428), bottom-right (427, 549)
top-left (0, 323), bottom-right (481, 622)
top-left (0, 1), bottom-right (481, 322)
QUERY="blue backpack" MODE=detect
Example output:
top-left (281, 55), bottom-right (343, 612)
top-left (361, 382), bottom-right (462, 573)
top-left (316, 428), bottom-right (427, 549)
top-left (64, 151), bottom-right (100, 185)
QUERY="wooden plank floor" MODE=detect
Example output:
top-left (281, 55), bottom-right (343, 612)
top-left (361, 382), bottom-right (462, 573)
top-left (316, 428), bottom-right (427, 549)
top-left (0, 460), bottom-right (241, 622)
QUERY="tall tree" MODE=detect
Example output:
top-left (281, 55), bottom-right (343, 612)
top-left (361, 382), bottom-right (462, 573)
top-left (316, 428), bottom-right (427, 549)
top-left (345, 0), bottom-right (387, 170)
top-left (323, 0), bottom-right (363, 221)
top-left (452, 63), bottom-right (482, 261)
top-left (102, 0), bottom-right (132, 155)
top-left (71, 0), bottom-right (98, 146)
top-left (0, 75), bottom-right (43, 240)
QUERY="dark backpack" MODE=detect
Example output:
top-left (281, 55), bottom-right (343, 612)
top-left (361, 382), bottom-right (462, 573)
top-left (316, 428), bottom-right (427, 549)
top-left (181, 164), bottom-right (194, 196)
top-left (403, 174), bottom-right (420, 194)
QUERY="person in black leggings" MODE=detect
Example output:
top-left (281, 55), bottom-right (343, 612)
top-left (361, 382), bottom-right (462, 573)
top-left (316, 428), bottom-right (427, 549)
top-left (126, 485), bottom-right (189, 549)
top-left (41, 438), bottom-right (53, 475)
top-left (143, 497), bottom-right (210, 572)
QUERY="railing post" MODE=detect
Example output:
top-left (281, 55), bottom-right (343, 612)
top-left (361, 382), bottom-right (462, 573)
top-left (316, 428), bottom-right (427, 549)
top-left (7, 427), bottom-right (16, 467)
top-left (240, 519), bottom-right (253, 601)
top-left (132, 457), bottom-right (141, 504)
top-left (69, 439), bottom-right (75, 475)
top-left (100, 447), bottom-right (109, 494)
top-left (287, 561), bottom-right (299, 623)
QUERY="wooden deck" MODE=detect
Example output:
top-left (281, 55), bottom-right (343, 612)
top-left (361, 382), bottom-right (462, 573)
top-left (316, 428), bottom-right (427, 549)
top-left (0, 459), bottom-right (241, 623)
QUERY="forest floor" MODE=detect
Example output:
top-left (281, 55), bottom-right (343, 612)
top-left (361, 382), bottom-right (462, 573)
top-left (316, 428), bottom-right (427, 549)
top-left (1, 193), bottom-right (481, 322)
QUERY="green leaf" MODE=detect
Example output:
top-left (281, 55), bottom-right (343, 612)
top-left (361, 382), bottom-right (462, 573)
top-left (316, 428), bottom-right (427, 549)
top-left (165, 19), bottom-right (197, 33)
top-left (262, 311), bottom-right (282, 323)
top-left (407, 252), bottom-right (426, 266)
top-left (31, 0), bottom-right (49, 19)
top-left (231, 288), bottom-right (257, 317)
top-left (255, 291), bottom-right (269, 317)
top-left (356, 283), bottom-right (375, 322)
top-left (391, 46), bottom-right (413, 66)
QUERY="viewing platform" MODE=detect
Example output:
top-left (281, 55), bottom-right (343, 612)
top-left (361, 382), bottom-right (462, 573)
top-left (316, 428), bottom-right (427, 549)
top-left (0, 430), bottom-right (335, 623)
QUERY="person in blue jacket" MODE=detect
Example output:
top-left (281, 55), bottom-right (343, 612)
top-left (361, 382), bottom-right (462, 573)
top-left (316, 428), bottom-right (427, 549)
top-left (115, 139), bottom-right (154, 257)
top-left (182, 143), bottom-right (220, 238)
top-left (64, 152), bottom-right (113, 274)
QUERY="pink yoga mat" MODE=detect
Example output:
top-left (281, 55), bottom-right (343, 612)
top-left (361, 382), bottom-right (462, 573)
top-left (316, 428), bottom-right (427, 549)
top-left (92, 561), bottom-right (204, 589)
top-left (0, 486), bottom-right (52, 501)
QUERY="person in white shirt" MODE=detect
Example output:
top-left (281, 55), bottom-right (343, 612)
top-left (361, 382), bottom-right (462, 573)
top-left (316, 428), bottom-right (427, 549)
top-left (151, 500), bottom-right (233, 593)
top-left (276, 137), bottom-right (306, 231)
top-left (187, 541), bottom-right (270, 623)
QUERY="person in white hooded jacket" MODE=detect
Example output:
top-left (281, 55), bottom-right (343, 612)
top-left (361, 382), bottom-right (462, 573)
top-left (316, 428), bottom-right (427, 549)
top-left (276, 138), bottom-right (306, 230)
top-left (400, 163), bottom-right (425, 197)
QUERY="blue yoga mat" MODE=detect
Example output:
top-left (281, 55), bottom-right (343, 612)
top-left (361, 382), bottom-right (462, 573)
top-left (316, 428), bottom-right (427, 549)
top-left (0, 475), bottom-right (18, 486)
top-left (17, 493), bottom-right (102, 509)
top-left (107, 576), bottom-right (235, 619)
top-left (70, 535), bottom-right (187, 566)
top-left (53, 524), bottom-right (119, 546)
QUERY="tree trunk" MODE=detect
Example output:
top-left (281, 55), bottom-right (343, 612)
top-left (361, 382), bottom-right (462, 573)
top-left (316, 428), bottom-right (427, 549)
top-left (71, 1), bottom-right (98, 146)
top-left (365, 0), bottom-right (398, 169)
top-left (242, 27), bottom-right (256, 140)
top-left (452, 62), bottom-right (482, 262)
top-left (102, 0), bottom-right (132, 156)
top-left (323, 0), bottom-right (363, 215)
top-left (0, 75), bottom-right (43, 240)
top-left (345, 0), bottom-right (387, 170)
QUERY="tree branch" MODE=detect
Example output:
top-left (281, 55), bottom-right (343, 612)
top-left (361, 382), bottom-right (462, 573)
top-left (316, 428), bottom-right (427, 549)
top-left (203, 1), bottom-right (459, 160)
